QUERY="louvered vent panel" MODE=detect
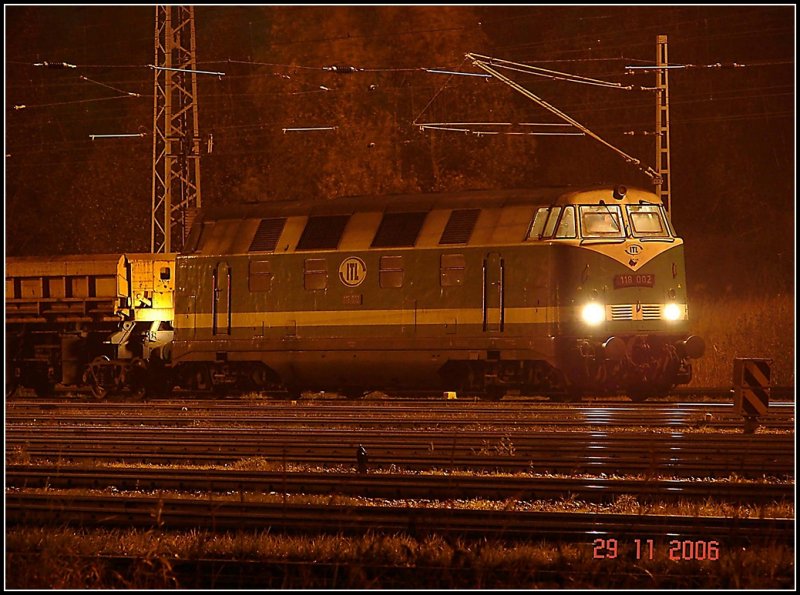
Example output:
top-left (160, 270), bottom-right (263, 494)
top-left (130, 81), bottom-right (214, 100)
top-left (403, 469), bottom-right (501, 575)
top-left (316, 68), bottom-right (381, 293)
top-left (610, 305), bottom-right (633, 320)
top-left (642, 305), bottom-right (662, 320)
top-left (248, 218), bottom-right (286, 252)
top-left (371, 212), bottom-right (427, 248)
top-left (296, 215), bottom-right (350, 251)
top-left (439, 209), bottom-right (480, 245)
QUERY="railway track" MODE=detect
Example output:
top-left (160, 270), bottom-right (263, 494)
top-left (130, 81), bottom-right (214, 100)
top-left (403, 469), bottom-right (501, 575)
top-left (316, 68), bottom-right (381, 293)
top-left (7, 491), bottom-right (793, 543)
top-left (7, 427), bottom-right (793, 477)
top-left (5, 399), bottom-right (794, 430)
top-left (7, 464), bottom-right (793, 504)
top-left (7, 385), bottom-right (796, 401)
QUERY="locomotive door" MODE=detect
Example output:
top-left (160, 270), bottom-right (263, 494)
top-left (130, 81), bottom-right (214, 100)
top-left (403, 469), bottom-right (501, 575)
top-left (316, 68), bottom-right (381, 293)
top-left (483, 252), bottom-right (505, 332)
top-left (212, 262), bottom-right (232, 335)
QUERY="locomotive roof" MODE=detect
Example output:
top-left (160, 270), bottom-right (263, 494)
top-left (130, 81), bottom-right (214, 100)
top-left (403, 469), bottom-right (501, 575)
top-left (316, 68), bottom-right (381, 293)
top-left (186, 185), bottom-right (663, 256)
top-left (199, 185), bottom-right (660, 221)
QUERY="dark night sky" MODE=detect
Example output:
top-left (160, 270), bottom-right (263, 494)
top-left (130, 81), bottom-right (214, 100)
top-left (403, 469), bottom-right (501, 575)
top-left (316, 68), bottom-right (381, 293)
top-left (4, 4), bottom-right (795, 293)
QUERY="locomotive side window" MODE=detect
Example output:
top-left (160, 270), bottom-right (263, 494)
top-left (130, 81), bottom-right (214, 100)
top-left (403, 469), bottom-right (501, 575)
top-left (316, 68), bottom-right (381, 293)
top-left (249, 259), bottom-right (273, 292)
top-left (627, 205), bottom-right (670, 237)
top-left (579, 205), bottom-right (625, 238)
top-left (542, 206), bottom-right (562, 238)
top-left (440, 254), bottom-right (466, 287)
top-left (527, 208), bottom-right (549, 240)
top-left (304, 258), bottom-right (328, 290)
top-left (379, 255), bottom-right (405, 288)
top-left (555, 206), bottom-right (577, 238)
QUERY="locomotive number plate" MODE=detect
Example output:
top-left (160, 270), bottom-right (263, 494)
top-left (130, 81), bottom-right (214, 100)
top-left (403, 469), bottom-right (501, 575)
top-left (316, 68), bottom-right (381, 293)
top-left (614, 273), bottom-right (655, 288)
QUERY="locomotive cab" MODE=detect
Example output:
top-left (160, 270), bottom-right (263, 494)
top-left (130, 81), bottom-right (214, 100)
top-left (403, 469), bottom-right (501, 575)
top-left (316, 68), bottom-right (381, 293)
top-left (528, 186), bottom-right (704, 398)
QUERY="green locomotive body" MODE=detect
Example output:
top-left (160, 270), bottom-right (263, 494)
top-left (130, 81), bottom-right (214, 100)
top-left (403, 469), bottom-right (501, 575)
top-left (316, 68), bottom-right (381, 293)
top-left (169, 185), bottom-right (704, 399)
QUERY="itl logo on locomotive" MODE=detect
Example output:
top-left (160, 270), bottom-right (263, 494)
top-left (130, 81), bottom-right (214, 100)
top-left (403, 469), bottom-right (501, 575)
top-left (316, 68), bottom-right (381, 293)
top-left (339, 256), bottom-right (367, 287)
top-left (625, 243), bottom-right (642, 267)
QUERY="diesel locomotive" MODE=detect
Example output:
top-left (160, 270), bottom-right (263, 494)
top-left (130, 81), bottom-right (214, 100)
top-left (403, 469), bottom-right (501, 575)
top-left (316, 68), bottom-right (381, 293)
top-left (5, 185), bottom-right (704, 401)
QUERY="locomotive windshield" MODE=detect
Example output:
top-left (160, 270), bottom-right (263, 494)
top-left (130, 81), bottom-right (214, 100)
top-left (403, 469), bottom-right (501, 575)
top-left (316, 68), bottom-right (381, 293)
top-left (626, 204), bottom-right (671, 238)
top-left (579, 205), bottom-right (625, 238)
top-left (528, 200), bottom-right (673, 241)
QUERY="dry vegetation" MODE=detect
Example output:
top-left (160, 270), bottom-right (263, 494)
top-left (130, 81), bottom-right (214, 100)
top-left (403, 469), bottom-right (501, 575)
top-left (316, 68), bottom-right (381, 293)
top-left (6, 527), bottom-right (794, 589)
top-left (689, 293), bottom-right (794, 388)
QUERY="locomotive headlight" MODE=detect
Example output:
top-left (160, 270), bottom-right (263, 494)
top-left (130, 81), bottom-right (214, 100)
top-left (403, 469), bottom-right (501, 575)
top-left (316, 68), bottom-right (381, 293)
top-left (581, 302), bottom-right (606, 326)
top-left (663, 303), bottom-right (682, 321)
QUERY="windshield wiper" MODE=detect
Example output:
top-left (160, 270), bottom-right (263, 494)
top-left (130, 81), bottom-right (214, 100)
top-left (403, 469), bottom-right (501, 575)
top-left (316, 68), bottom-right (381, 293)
top-left (598, 201), bottom-right (625, 236)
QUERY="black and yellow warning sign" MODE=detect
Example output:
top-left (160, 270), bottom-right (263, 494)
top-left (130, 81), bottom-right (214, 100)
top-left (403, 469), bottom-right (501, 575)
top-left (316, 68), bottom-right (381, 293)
top-left (733, 358), bottom-right (771, 416)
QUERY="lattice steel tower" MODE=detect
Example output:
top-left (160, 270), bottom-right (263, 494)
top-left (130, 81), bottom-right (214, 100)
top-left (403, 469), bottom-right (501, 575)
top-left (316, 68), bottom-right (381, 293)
top-left (151, 5), bottom-right (202, 253)
top-left (655, 35), bottom-right (671, 217)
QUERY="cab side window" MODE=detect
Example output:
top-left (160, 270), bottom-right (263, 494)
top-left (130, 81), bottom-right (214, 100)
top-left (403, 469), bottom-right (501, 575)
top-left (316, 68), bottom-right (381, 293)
top-left (527, 208), bottom-right (549, 240)
top-left (555, 206), bottom-right (576, 238)
top-left (542, 206), bottom-right (562, 238)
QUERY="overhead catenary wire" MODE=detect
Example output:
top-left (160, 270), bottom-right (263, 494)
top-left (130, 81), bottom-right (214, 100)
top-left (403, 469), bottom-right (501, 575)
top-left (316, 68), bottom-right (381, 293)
top-left (80, 75), bottom-right (141, 97)
top-left (467, 53), bottom-right (656, 91)
top-left (89, 133), bottom-right (147, 140)
top-left (281, 126), bottom-right (338, 133)
top-left (8, 26), bottom-right (790, 162)
top-left (12, 94), bottom-right (143, 110)
top-left (148, 64), bottom-right (225, 77)
top-left (419, 124), bottom-right (585, 137)
top-left (466, 52), bottom-right (662, 183)
top-left (417, 120), bottom-right (583, 137)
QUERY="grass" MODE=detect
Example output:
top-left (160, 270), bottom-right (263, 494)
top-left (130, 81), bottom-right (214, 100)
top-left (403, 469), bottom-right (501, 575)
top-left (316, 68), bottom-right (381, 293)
top-left (7, 485), bottom-right (794, 518)
top-left (688, 293), bottom-right (794, 388)
top-left (6, 527), bottom-right (794, 589)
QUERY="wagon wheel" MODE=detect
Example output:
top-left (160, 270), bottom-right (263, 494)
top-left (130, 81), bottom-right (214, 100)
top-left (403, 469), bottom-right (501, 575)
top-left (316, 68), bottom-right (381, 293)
top-left (128, 357), bottom-right (148, 401)
top-left (33, 379), bottom-right (56, 398)
top-left (6, 378), bottom-right (19, 399)
top-left (146, 354), bottom-right (174, 397)
top-left (84, 355), bottom-right (111, 400)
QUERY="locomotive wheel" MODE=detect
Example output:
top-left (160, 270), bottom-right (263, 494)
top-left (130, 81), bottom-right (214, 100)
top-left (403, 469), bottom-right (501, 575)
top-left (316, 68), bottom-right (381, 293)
top-left (341, 387), bottom-right (366, 400)
top-left (483, 386), bottom-right (505, 401)
top-left (194, 367), bottom-right (212, 392)
top-left (551, 390), bottom-right (582, 403)
top-left (282, 385), bottom-right (303, 400)
top-left (628, 384), bottom-right (670, 402)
